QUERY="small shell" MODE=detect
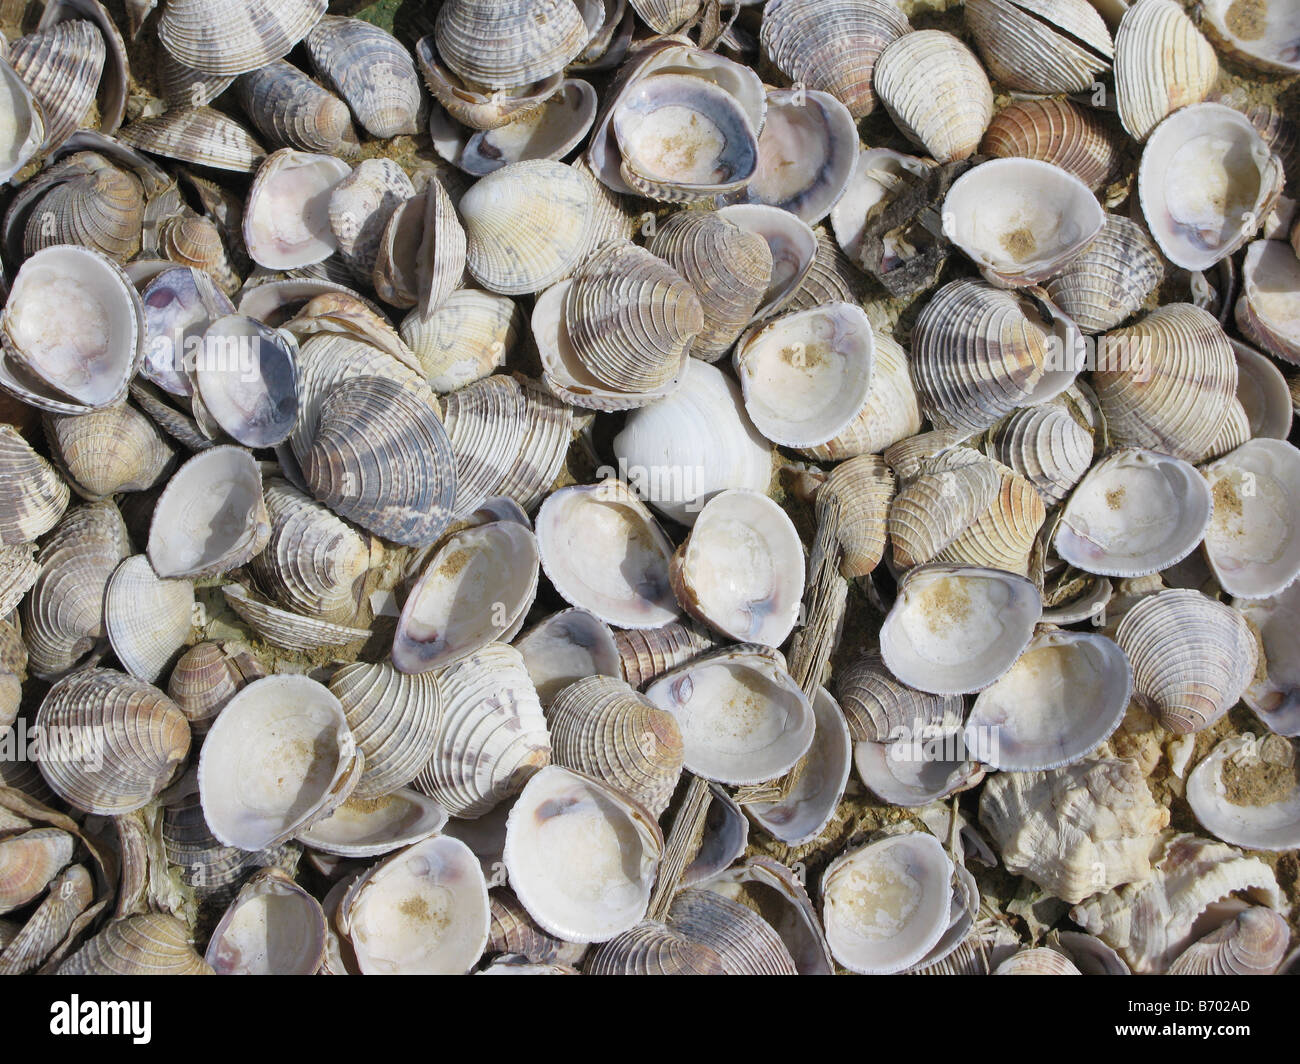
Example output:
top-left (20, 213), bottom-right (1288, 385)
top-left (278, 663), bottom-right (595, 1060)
top-left (1114, 0), bottom-right (1218, 142)
top-left (981, 98), bottom-right (1121, 192)
top-left (234, 60), bottom-right (361, 158)
top-left (584, 921), bottom-right (726, 974)
top-left (989, 403), bottom-right (1093, 507)
top-left (1043, 215), bottom-right (1164, 334)
top-left (221, 583), bottom-right (370, 653)
top-left (305, 16), bottom-right (422, 139)
top-left (514, 608), bottom-right (621, 707)
top-left (0, 863), bottom-right (93, 974)
top-left (1115, 588), bottom-right (1258, 733)
top-left (296, 788), bottom-right (448, 858)
top-left (872, 30), bottom-right (993, 164)
top-left (1232, 339), bottom-right (1293, 441)
top-left (1166, 906), bottom-right (1292, 975)
top-left (58, 913), bottom-right (212, 974)
top-left (0, 425), bottom-right (70, 544)
top-left (205, 868), bottom-right (326, 975)
top-left (434, 0), bottom-right (589, 90)
top-left (995, 948), bottom-right (1081, 974)
top-left (45, 402), bottom-right (172, 500)
top-left (715, 203), bottom-right (818, 319)
top-left (328, 159), bottom-right (415, 279)
top-left (1235, 581), bottom-right (1300, 736)
top-left (667, 888), bottom-right (798, 974)
top-left (836, 648), bottom-right (964, 743)
top-left (104, 555), bottom-right (194, 683)
top-left (888, 450), bottom-right (1001, 571)
top-left (117, 107), bottom-right (266, 172)
top-left (415, 35), bottom-right (564, 132)
top-left (158, 0), bottom-right (327, 78)
top-left (9, 151), bottom-right (145, 263)
top-left (0, 828), bottom-right (74, 915)
top-left (965, 0), bottom-right (1114, 95)
top-left (192, 316), bottom-right (299, 447)
top-left (166, 640), bottom-right (265, 735)
top-left (9, 20), bottom-right (105, 153)
top-left (802, 334), bottom-right (921, 462)
top-left (1199, 0), bottom-right (1300, 74)
top-left (0, 57), bottom-right (45, 183)
top-left (614, 621), bottom-right (720, 690)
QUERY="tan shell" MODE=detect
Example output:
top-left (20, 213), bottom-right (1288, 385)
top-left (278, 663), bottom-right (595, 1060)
top-left (1114, 0), bottom-right (1218, 142)
top-left (104, 554), bottom-right (195, 684)
top-left (400, 289), bottom-right (521, 393)
top-left (1166, 906), bottom-right (1292, 975)
top-left (0, 425), bottom-right (70, 545)
top-left (801, 334), bottom-right (922, 462)
top-left (0, 828), bottom-right (74, 916)
top-left (818, 454), bottom-right (895, 579)
top-left (0, 862), bottom-right (93, 974)
top-left (328, 159), bottom-right (415, 280)
top-left (966, 0), bottom-right (1113, 95)
top-left (9, 20), bottom-right (105, 153)
top-left (1236, 240), bottom-right (1300, 366)
top-left (220, 583), bottom-right (370, 653)
top-left (305, 16), bottom-right (422, 139)
top-left (45, 402), bottom-right (173, 500)
top-left (9, 151), bottom-right (145, 263)
top-left (989, 403), bottom-right (1093, 507)
top-left (836, 648), bottom-right (964, 743)
top-left (981, 98), bottom-right (1121, 192)
top-left (166, 640), bottom-right (266, 735)
top-left (613, 621), bottom-right (720, 689)
top-left (667, 888), bottom-right (798, 974)
top-left (888, 450), bottom-right (1001, 571)
top-left (1043, 215), bottom-right (1164, 334)
top-left (58, 913), bottom-right (212, 974)
top-left (158, 0), bottom-right (327, 78)
top-left (585, 920), bottom-right (726, 974)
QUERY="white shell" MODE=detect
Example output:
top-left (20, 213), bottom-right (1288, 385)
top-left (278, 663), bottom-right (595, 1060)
top-left (513, 608), bottom-right (621, 707)
top-left (204, 869), bottom-right (326, 974)
top-left (1235, 581), bottom-right (1300, 736)
top-left (714, 203), bottom-right (817, 319)
top-left (243, 149), bottom-right (350, 270)
top-left (1187, 736), bottom-right (1300, 851)
top-left (297, 788), bottom-right (448, 857)
top-left (104, 555), bottom-right (194, 683)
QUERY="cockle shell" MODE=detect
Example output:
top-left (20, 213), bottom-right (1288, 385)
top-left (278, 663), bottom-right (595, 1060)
top-left (666, 888), bottom-right (798, 975)
top-left (58, 913), bottom-right (211, 974)
top-left (613, 621), bottom-right (720, 690)
top-left (103, 555), bottom-right (194, 684)
top-left (1198, 0), bottom-right (1300, 73)
top-left (1166, 906), bottom-right (1292, 975)
top-left (966, 0), bottom-right (1113, 95)
top-left (1186, 735), bottom-right (1300, 851)
top-left (1236, 240), bottom-right (1300, 366)
top-left (1235, 581), bottom-right (1300, 736)
top-left (234, 60), bottom-right (360, 158)
top-left (0, 425), bottom-right (69, 544)
top-left (117, 107), bottom-right (265, 173)
top-left (166, 641), bottom-right (265, 735)
top-left (243, 148), bottom-right (350, 270)
top-left (329, 662), bottom-right (441, 800)
top-left (205, 868), bottom-right (326, 975)
top-left (158, 0), bottom-right (327, 78)
top-left (305, 16), bottom-right (422, 139)
top-left (1114, 0), bottom-right (1218, 142)
top-left (44, 401), bottom-right (172, 500)
top-left (400, 289), bottom-right (520, 392)
top-left (0, 829), bottom-right (74, 915)
top-left (1043, 215), bottom-right (1163, 334)
top-left (434, 0), bottom-right (589, 90)
top-left (0, 57), bottom-right (45, 184)
top-left (816, 454), bottom-right (894, 579)
top-left (9, 20), bottom-right (105, 153)
top-left (297, 788), bottom-right (448, 858)
top-left (981, 98), bottom-right (1121, 192)
top-left (989, 403), bottom-right (1093, 507)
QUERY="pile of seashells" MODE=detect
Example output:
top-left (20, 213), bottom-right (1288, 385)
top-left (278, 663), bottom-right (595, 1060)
top-left (0, 0), bottom-right (1298, 977)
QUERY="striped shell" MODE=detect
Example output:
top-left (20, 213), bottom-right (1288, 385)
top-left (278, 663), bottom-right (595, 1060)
top-left (0, 425), bottom-right (70, 544)
top-left (434, 0), bottom-right (588, 90)
top-left (117, 107), bottom-right (266, 173)
top-left (158, 0), bottom-right (327, 78)
top-left (305, 16), bottom-right (422, 139)
top-left (1114, 0), bottom-right (1218, 142)
top-left (59, 914), bottom-right (212, 975)
top-left (234, 60), bottom-right (360, 158)
top-left (980, 98), bottom-right (1121, 192)
top-left (965, 0), bottom-right (1113, 95)
top-left (1043, 216), bottom-right (1163, 334)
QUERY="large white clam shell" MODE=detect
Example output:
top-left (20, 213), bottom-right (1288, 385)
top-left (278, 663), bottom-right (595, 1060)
top-left (1187, 736), bottom-right (1300, 851)
top-left (243, 148), bottom-right (350, 270)
top-left (204, 867), bottom-right (326, 975)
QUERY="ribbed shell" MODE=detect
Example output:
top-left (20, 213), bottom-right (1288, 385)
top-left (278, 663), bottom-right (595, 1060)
top-left (629, 0), bottom-right (700, 32)
top-left (489, 890), bottom-right (588, 966)
top-left (330, 662), bottom-right (441, 799)
top-left (910, 279), bottom-right (1050, 434)
top-left (667, 889), bottom-right (798, 975)
top-left (989, 404), bottom-right (1093, 506)
top-left (162, 790), bottom-right (297, 901)
top-left (614, 622), bottom-right (720, 689)
top-left (1115, 589), bottom-right (1258, 733)
top-left (966, 0), bottom-right (1113, 95)
top-left (328, 159), bottom-right (415, 283)
top-left (493, 378), bottom-right (574, 514)
top-left (301, 375), bottom-right (456, 548)
top-left (157, 51), bottom-right (235, 109)
top-left (818, 454), bottom-right (895, 579)
top-left (249, 478), bottom-right (371, 623)
top-left (441, 374), bottom-right (526, 519)
top-left (547, 675), bottom-right (684, 816)
top-left (305, 16), bottom-right (422, 139)
top-left (36, 667), bottom-right (190, 814)
top-left (0, 828), bottom-right (73, 915)
top-left (786, 228), bottom-right (871, 314)
top-left (13, 151), bottom-right (144, 261)
top-left (1166, 907), bottom-right (1291, 975)
top-left (400, 289), bottom-right (521, 393)
top-left (234, 59), bottom-right (360, 158)
top-left (58, 914), bottom-right (212, 974)
top-left (221, 583), bottom-right (370, 653)
top-left (980, 98), bottom-right (1120, 191)
top-left (103, 555), bottom-right (195, 683)
top-left (1093, 304), bottom-right (1236, 462)
top-left (0, 425), bottom-right (70, 544)
top-left (415, 178), bottom-right (466, 318)
top-left (564, 241), bottom-right (703, 392)
top-left (1043, 216), bottom-right (1163, 334)
top-left (0, 544), bottom-right (39, 620)
top-left (760, 0), bottom-right (911, 119)
top-left (648, 210), bottom-right (772, 363)
top-left (158, 0), bottom-right (327, 78)
top-left (413, 643), bottom-right (551, 818)
top-left (117, 106), bottom-right (265, 172)
top-left (23, 501), bottom-right (129, 679)
top-left (434, 0), bottom-right (588, 90)
top-left (460, 160), bottom-right (595, 296)
top-left (155, 214), bottom-right (238, 292)
top-left (585, 920), bottom-right (726, 974)
top-left (0, 863), bottom-right (93, 974)
top-left (889, 451), bottom-right (1002, 570)
top-left (803, 334), bottom-right (921, 461)
top-left (1114, 0), bottom-right (1218, 142)
top-left (9, 20), bottom-right (105, 152)
top-left (166, 641), bottom-right (266, 734)
top-left (873, 30), bottom-right (993, 163)
top-left (836, 648), bottom-right (964, 742)
top-left (936, 464), bottom-right (1046, 576)
top-left (45, 401), bottom-right (172, 499)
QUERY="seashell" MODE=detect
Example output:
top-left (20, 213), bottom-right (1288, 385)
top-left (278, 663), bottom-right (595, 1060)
top-left (0, 57), bottom-right (45, 183)
top-left (1138, 103), bottom-right (1282, 271)
top-left (58, 913), bottom-right (212, 974)
top-left (1236, 240), bottom-right (1300, 366)
top-left (821, 831), bottom-right (955, 974)
top-left (439, 374), bottom-right (527, 519)
top-left (415, 35), bottom-right (564, 132)
top-left (989, 403), bottom-right (1093, 507)
top-left (243, 148), bottom-right (350, 270)
top-left (147, 446), bottom-right (270, 579)
top-left (1235, 582), bottom-right (1300, 736)
top-left (400, 289), bottom-right (521, 392)
top-left (646, 209), bottom-right (772, 363)
top-left (1231, 339), bottom-right (1293, 441)
top-left (1043, 215), bottom-right (1163, 334)
top-left (1092, 304), bottom-right (1237, 462)
top-left (0, 547), bottom-right (38, 634)
top-left (221, 583), bottom-right (370, 652)
top-left (966, 0), bottom-right (1114, 95)
top-left (1166, 906), bottom-right (1292, 975)
top-left (547, 675), bottom-right (684, 815)
top-left (0, 424), bottom-right (70, 544)
top-left (297, 788), bottom-right (448, 858)
top-left (514, 608), bottom-right (621, 707)
top-left (888, 450), bottom-right (1001, 571)
top-left (8, 21), bottom-right (105, 153)
top-left (459, 160), bottom-right (595, 296)
top-left (884, 429), bottom-right (971, 481)
top-left (614, 621), bottom-right (720, 690)
top-left (414, 642), bottom-right (550, 818)
top-left (1187, 735), bottom-right (1300, 851)
top-left (157, 51), bottom-right (234, 110)
top-left (7, 151), bottom-right (144, 263)
top-left (837, 648), bottom-right (964, 744)
top-left (854, 724), bottom-right (986, 806)
top-left (44, 403), bottom-right (172, 501)
top-left (202, 867), bottom-right (325, 975)
top-left (370, 182), bottom-right (466, 316)
top-left (733, 302), bottom-right (875, 449)
top-left (337, 835), bottom-right (489, 974)
top-left (199, 674), bottom-right (359, 850)
top-left (305, 17), bottom-right (422, 140)
top-left (1071, 832), bottom-right (1285, 973)
top-left (814, 455), bottom-right (894, 580)
top-left (747, 687), bottom-right (852, 846)
top-left (435, 0), bottom-right (589, 90)
top-left (714, 202), bottom-right (818, 321)
top-left (881, 564), bottom-right (1042, 695)
top-left (981, 98), bottom-right (1121, 192)
top-left (872, 30), bottom-right (993, 164)
top-left (0, 245), bottom-right (142, 416)
top-left (153, 213), bottom-right (240, 296)
top-left (0, 621), bottom-right (26, 728)
top-left (995, 948), bottom-right (1081, 974)
top-left (1199, 0), bottom-right (1300, 74)
top-left (103, 555), bottom-right (194, 684)
top-left (934, 457), bottom-right (1048, 574)
top-left (280, 291), bottom-right (421, 371)
top-left (966, 630), bottom-right (1132, 770)
top-left (166, 640), bottom-right (265, 736)
top-left (393, 520), bottom-right (540, 673)
top-left (0, 862), bottom-right (93, 974)
top-left (505, 765), bottom-right (662, 944)
top-left (680, 783), bottom-right (749, 887)
top-left (942, 159), bottom-right (1105, 287)
top-left (669, 489), bottom-right (803, 646)
top-left (492, 378), bottom-right (574, 514)
top-left (666, 888), bottom-right (798, 974)
top-left (249, 478), bottom-right (371, 624)
top-left (327, 159), bottom-right (415, 279)
top-left (645, 646), bottom-right (815, 785)
top-left (1055, 448), bottom-right (1212, 577)
top-left (537, 481), bottom-right (680, 629)
top-left (584, 920), bottom-right (726, 974)
top-left (117, 107), bottom-right (266, 173)
top-left (1114, 0), bottom-right (1218, 142)
top-left (828, 146), bottom-right (930, 268)
top-left (300, 375), bottom-right (456, 548)
top-left (802, 335), bottom-right (921, 462)
top-left (628, 0), bottom-right (700, 32)
top-left (760, 0), bottom-right (910, 119)
top-left (0, 828), bottom-right (74, 915)
top-left (191, 315), bottom-right (298, 447)
top-left (36, 667), bottom-right (190, 814)
top-left (574, 0), bottom-right (634, 72)
top-left (1115, 588), bottom-right (1258, 733)
top-left (158, 0), bottom-right (327, 78)
top-left (787, 227), bottom-right (871, 313)
top-left (234, 60), bottom-right (360, 158)
top-left (1202, 439), bottom-right (1300, 598)
top-left (431, 79), bottom-right (598, 176)
top-left (23, 500), bottom-right (129, 679)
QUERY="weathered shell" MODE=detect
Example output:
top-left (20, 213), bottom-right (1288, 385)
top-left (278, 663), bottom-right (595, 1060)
top-left (117, 107), bottom-right (266, 173)
top-left (888, 450), bottom-right (1001, 571)
top-left (305, 16), bottom-right (422, 139)
top-left (966, 0), bottom-right (1113, 95)
top-left (584, 920), bottom-right (726, 974)
top-left (36, 667), bottom-right (190, 814)
top-left (872, 30), bottom-right (993, 164)
top-left (0, 828), bottom-right (74, 916)
top-left (9, 20), bottom-right (104, 152)
top-left (715, 203), bottom-right (818, 319)
top-left (815, 455), bottom-right (894, 580)
top-left (435, 0), bottom-right (589, 90)
top-left (760, 0), bottom-right (910, 119)
top-left (1199, 0), bottom-right (1300, 74)
top-left (1115, 588), bottom-right (1258, 733)
top-left (995, 948), bottom-right (1081, 974)
top-left (1043, 216), bottom-right (1164, 334)
top-left (1187, 735), bottom-right (1300, 851)
top-left (836, 648), bottom-right (963, 744)
top-left (614, 621), bottom-right (720, 690)
top-left (234, 60), bottom-right (360, 158)
top-left (8, 151), bottom-right (144, 262)
top-left (0, 425), bottom-right (70, 544)
top-left (58, 913), bottom-right (212, 974)
top-left (158, 0), bottom-right (327, 78)
top-left (1231, 339), bottom-right (1293, 441)
top-left (1114, 0), bottom-right (1218, 142)
top-left (44, 403), bottom-right (172, 500)
top-left (981, 98), bottom-right (1121, 192)
top-left (667, 888), bottom-right (798, 974)
top-left (400, 289), bottom-right (521, 392)
top-left (103, 555), bottom-right (194, 684)
top-left (0, 862), bottom-right (93, 974)
top-left (415, 35), bottom-right (565, 132)
top-left (514, 608), bottom-right (621, 707)
top-left (221, 583), bottom-right (370, 653)
top-left (325, 159), bottom-right (414, 282)
top-left (989, 403), bottom-right (1093, 506)
top-left (1166, 906), bottom-right (1292, 975)
top-left (205, 868), bottom-right (326, 975)
top-left (297, 787), bottom-right (448, 858)
top-left (0, 57), bottom-right (45, 183)
top-left (414, 643), bottom-right (550, 818)
top-left (166, 640), bottom-right (265, 735)
top-left (1236, 240), bottom-right (1300, 366)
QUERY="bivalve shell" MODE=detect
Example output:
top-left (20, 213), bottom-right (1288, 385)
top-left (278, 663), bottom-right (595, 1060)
top-left (1114, 0), bottom-right (1218, 142)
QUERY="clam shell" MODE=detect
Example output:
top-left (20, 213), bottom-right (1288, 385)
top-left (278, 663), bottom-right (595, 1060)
top-left (966, 0), bottom-right (1113, 95)
top-left (220, 583), bottom-right (370, 653)
top-left (1186, 736), bottom-right (1300, 851)
top-left (1043, 215), bottom-right (1164, 334)
top-left (117, 107), bottom-right (266, 173)
top-left (158, 0), bottom-right (327, 78)
top-left (166, 640), bottom-right (265, 735)
top-left (45, 402), bottom-right (172, 500)
top-left (1114, 0), bottom-right (1218, 142)
top-left (1167, 905), bottom-right (1292, 975)
top-left (989, 403), bottom-right (1093, 507)
top-left (0, 424), bottom-right (70, 544)
top-left (400, 289), bottom-right (520, 392)
top-left (0, 828), bottom-right (74, 916)
top-left (9, 151), bottom-right (145, 263)
top-left (58, 913), bottom-right (211, 974)
top-left (434, 0), bottom-right (588, 90)
top-left (837, 649), bottom-right (964, 743)
top-left (816, 454), bottom-right (894, 580)
top-left (715, 203), bottom-right (818, 319)
top-left (888, 450), bottom-right (1001, 571)
top-left (327, 159), bottom-right (415, 279)
top-left (329, 662), bottom-right (441, 800)
top-left (1235, 240), bottom-right (1300, 366)
top-left (514, 608), bottom-right (621, 707)
top-left (305, 16), bottom-right (422, 139)
top-left (995, 948), bottom-right (1081, 974)
top-left (1199, 0), bottom-right (1300, 74)
top-left (1235, 582), bottom-right (1300, 736)
top-left (802, 334), bottom-right (921, 462)
top-left (438, 374), bottom-right (526, 518)
top-left (415, 35), bottom-right (563, 132)
top-left (205, 868), bottom-right (326, 975)
top-left (614, 621), bottom-right (720, 690)
top-left (243, 148), bottom-right (350, 270)
top-left (584, 920), bottom-right (726, 974)
top-left (234, 59), bottom-right (360, 158)
top-left (296, 788), bottom-right (448, 858)
top-left (667, 887), bottom-right (798, 974)
top-left (9, 20), bottom-right (105, 153)
top-left (103, 555), bottom-right (194, 684)
top-left (0, 862), bottom-right (93, 974)
top-left (1232, 339), bottom-right (1293, 441)
top-left (981, 98), bottom-right (1120, 192)
top-left (0, 57), bottom-right (45, 183)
